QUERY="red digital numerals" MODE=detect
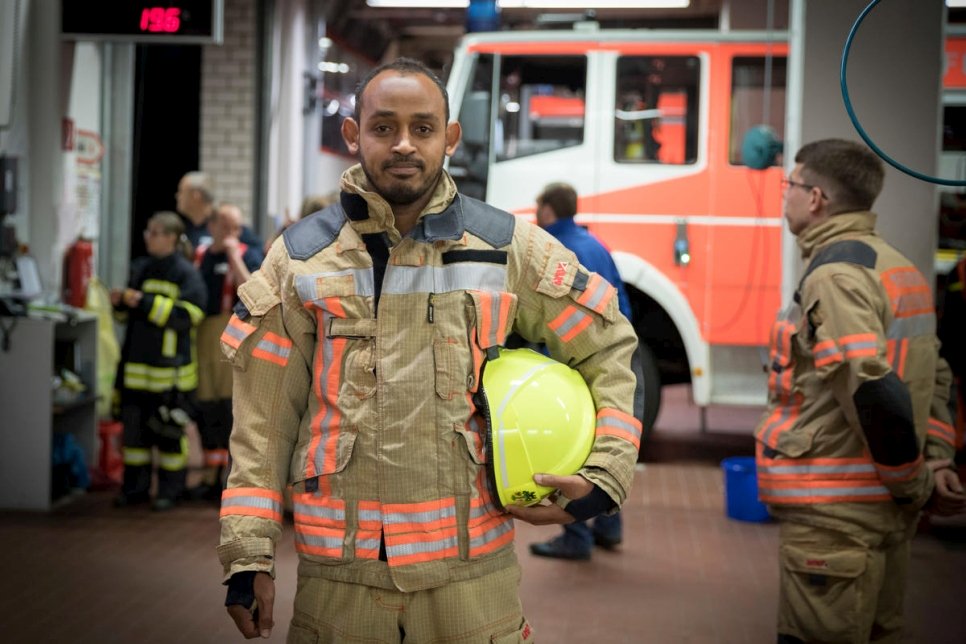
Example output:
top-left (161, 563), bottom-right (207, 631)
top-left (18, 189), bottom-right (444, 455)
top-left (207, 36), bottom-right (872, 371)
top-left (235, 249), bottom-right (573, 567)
top-left (139, 7), bottom-right (182, 33)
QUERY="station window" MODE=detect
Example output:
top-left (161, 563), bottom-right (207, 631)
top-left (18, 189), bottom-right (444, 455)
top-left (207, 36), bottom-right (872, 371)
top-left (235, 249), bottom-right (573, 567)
top-left (494, 55), bottom-right (586, 162)
top-left (730, 56), bottom-right (787, 165)
top-left (614, 56), bottom-right (700, 165)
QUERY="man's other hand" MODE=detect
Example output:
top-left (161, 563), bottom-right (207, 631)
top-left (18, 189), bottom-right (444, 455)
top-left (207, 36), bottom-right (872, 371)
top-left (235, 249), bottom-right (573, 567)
top-left (227, 571), bottom-right (275, 639)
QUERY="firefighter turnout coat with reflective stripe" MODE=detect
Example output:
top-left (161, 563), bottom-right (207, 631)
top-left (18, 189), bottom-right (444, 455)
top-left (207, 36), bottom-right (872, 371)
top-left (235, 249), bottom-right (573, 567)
top-left (115, 253), bottom-right (207, 393)
top-left (217, 166), bottom-right (643, 591)
top-left (755, 212), bottom-right (956, 535)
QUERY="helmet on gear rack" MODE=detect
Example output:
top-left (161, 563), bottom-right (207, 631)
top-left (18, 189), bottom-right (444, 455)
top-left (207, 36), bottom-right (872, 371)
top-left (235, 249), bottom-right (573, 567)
top-left (479, 347), bottom-right (596, 510)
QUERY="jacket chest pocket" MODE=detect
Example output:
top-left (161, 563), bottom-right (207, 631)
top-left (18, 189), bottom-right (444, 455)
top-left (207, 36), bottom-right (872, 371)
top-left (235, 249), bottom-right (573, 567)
top-left (298, 271), bottom-right (378, 412)
top-left (327, 317), bottom-right (378, 402)
top-left (461, 291), bottom-right (518, 395)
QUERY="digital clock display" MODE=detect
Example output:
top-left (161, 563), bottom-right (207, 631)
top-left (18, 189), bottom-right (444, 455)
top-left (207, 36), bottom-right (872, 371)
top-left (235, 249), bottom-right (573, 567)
top-left (62, 0), bottom-right (223, 44)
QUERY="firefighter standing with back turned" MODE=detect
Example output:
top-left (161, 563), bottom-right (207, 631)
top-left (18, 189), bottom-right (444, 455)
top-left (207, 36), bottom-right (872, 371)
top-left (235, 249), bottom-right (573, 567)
top-left (757, 139), bottom-right (966, 643)
top-left (216, 57), bottom-right (643, 641)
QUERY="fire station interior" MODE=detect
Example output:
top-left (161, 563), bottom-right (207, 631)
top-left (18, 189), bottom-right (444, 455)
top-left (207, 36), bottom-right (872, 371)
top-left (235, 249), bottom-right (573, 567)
top-left (2, 1), bottom-right (966, 642)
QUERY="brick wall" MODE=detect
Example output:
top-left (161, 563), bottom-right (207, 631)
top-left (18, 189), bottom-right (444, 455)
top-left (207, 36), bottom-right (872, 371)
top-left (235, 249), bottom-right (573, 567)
top-left (200, 0), bottom-right (256, 224)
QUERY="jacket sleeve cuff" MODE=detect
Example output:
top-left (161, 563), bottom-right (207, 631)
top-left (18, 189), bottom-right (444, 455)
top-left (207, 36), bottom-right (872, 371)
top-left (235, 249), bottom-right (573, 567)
top-left (217, 537), bottom-right (276, 579)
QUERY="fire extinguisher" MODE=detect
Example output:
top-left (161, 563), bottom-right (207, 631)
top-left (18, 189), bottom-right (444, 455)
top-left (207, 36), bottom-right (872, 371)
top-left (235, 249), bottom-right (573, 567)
top-left (62, 237), bottom-right (94, 308)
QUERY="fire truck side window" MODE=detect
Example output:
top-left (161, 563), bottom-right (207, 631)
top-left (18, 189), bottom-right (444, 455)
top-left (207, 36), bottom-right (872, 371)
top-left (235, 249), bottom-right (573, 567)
top-left (495, 55), bottom-right (586, 162)
top-left (730, 56), bottom-right (787, 165)
top-left (450, 54), bottom-right (495, 201)
top-left (614, 56), bottom-right (700, 165)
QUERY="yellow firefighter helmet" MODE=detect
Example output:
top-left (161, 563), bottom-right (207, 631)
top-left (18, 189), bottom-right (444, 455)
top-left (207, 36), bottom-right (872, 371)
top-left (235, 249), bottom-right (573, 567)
top-left (481, 347), bottom-right (596, 509)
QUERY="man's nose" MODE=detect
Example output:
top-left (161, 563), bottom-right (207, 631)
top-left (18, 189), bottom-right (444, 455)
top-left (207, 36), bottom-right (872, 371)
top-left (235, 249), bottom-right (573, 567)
top-left (392, 133), bottom-right (416, 155)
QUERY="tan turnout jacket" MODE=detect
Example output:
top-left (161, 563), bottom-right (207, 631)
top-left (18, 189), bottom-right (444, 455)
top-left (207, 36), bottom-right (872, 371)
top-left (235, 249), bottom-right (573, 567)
top-left (217, 167), bottom-right (642, 591)
top-left (756, 212), bottom-right (956, 535)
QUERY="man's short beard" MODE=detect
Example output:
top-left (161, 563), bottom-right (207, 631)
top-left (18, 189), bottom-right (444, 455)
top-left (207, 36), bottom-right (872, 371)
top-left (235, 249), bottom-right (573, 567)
top-left (360, 155), bottom-right (443, 207)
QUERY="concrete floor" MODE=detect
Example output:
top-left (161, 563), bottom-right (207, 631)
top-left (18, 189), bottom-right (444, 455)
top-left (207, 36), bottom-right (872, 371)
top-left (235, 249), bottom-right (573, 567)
top-left (2, 385), bottom-right (965, 643)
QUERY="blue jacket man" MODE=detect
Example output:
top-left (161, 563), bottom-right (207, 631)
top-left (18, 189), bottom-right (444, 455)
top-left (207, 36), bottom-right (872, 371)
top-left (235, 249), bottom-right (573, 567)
top-left (530, 182), bottom-right (634, 560)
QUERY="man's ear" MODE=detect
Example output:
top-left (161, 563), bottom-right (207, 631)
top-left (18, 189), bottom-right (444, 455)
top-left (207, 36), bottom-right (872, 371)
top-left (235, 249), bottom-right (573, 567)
top-left (342, 117), bottom-right (360, 155)
top-left (445, 121), bottom-right (462, 156)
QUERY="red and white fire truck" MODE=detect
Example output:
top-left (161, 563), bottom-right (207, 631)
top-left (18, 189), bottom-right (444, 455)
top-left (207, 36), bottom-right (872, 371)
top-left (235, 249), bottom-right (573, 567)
top-left (445, 26), bottom-right (789, 433)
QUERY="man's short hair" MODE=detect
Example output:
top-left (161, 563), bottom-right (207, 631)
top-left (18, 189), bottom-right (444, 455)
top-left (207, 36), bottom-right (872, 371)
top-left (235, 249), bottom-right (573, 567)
top-left (536, 182), bottom-right (578, 220)
top-left (795, 139), bottom-right (884, 213)
top-left (183, 171), bottom-right (215, 204)
top-left (353, 57), bottom-right (450, 124)
top-left (216, 202), bottom-right (246, 226)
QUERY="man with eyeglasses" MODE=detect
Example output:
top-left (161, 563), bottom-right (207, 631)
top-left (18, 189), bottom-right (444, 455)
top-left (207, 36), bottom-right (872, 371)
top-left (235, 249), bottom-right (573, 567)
top-left (758, 138), bottom-right (966, 643)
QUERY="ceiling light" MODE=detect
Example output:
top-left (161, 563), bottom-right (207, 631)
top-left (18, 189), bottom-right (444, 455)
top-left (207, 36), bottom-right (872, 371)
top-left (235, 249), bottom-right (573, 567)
top-left (500, 0), bottom-right (689, 7)
top-left (365, 0), bottom-right (690, 7)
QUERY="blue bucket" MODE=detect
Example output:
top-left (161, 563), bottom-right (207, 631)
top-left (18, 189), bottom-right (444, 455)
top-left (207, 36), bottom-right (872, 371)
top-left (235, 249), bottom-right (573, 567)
top-left (721, 456), bottom-right (770, 523)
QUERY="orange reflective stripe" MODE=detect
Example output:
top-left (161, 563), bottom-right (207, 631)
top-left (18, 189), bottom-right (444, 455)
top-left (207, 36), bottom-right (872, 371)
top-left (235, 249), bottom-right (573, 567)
top-left (886, 338), bottom-right (909, 378)
top-left (467, 513), bottom-right (514, 557)
top-left (927, 417), bottom-right (957, 447)
top-left (385, 527), bottom-right (460, 566)
top-left (383, 498), bottom-right (457, 535)
top-left (758, 454), bottom-right (880, 482)
top-left (295, 524), bottom-right (345, 558)
top-left (768, 321), bottom-right (796, 395)
top-left (813, 339), bottom-right (843, 368)
top-left (306, 307), bottom-right (346, 479)
top-left (221, 315), bottom-right (256, 349)
top-left (356, 500), bottom-right (383, 559)
top-left (463, 395), bottom-right (486, 462)
top-left (758, 478), bottom-right (892, 504)
top-left (574, 273), bottom-right (615, 315)
top-left (292, 493), bottom-right (346, 527)
top-left (756, 451), bottom-right (895, 504)
top-left (251, 331), bottom-right (292, 366)
top-left (839, 333), bottom-right (878, 359)
top-left (220, 487), bottom-right (284, 522)
top-left (382, 498), bottom-right (460, 565)
top-left (476, 291), bottom-right (495, 348)
top-left (548, 306), bottom-right (593, 343)
top-left (881, 266), bottom-right (933, 318)
top-left (355, 528), bottom-right (382, 560)
top-left (204, 448), bottom-right (230, 467)
top-left (756, 394), bottom-right (802, 449)
top-left (472, 290), bottom-right (515, 348)
top-left (874, 455), bottom-right (923, 483)
top-left (469, 328), bottom-right (485, 393)
top-left (596, 408), bottom-right (643, 449)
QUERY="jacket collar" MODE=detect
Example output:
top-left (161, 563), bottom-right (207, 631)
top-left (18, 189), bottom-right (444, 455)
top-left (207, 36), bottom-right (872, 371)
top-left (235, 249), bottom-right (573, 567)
top-left (339, 164), bottom-right (463, 243)
top-left (798, 211), bottom-right (877, 260)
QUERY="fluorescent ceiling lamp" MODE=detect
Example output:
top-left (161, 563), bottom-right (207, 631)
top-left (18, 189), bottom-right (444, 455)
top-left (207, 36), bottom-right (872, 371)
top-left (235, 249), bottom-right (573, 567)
top-left (948, 1), bottom-right (966, 7)
top-left (366, 0), bottom-right (689, 8)
top-left (500, 0), bottom-right (689, 7)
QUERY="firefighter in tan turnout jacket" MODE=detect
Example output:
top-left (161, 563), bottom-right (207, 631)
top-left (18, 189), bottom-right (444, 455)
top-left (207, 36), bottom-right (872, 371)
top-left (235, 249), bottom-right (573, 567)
top-left (217, 58), bottom-right (642, 642)
top-left (758, 139), bottom-right (966, 644)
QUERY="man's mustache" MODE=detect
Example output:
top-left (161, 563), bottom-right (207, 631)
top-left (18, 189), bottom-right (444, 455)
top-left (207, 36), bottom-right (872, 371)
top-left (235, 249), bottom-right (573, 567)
top-left (383, 156), bottom-right (423, 170)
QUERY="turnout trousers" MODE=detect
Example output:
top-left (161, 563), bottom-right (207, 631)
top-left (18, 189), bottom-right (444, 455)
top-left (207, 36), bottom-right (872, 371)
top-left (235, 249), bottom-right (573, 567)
top-left (777, 520), bottom-right (912, 644)
top-left (287, 564), bottom-right (533, 644)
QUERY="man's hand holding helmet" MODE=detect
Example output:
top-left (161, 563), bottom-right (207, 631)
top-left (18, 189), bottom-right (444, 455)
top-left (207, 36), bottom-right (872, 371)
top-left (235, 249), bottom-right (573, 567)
top-left (505, 473), bottom-right (593, 525)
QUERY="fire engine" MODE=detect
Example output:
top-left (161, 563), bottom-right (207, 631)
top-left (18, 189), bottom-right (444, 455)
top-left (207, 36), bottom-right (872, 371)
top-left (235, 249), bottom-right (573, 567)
top-left (445, 26), bottom-right (789, 435)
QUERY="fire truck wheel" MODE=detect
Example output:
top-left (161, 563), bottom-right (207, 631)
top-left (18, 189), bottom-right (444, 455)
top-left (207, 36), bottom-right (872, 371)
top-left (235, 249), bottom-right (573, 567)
top-left (638, 342), bottom-right (661, 451)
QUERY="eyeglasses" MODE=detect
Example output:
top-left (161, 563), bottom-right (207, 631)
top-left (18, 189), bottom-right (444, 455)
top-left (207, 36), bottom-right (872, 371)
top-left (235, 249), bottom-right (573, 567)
top-left (781, 177), bottom-right (828, 200)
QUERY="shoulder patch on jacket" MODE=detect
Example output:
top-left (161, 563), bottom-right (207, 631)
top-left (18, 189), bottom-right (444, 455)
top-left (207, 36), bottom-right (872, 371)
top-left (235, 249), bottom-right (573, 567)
top-left (283, 204), bottom-right (347, 261)
top-left (795, 239), bottom-right (877, 304)
top-left (460, 195), bottom-right (516, 248)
